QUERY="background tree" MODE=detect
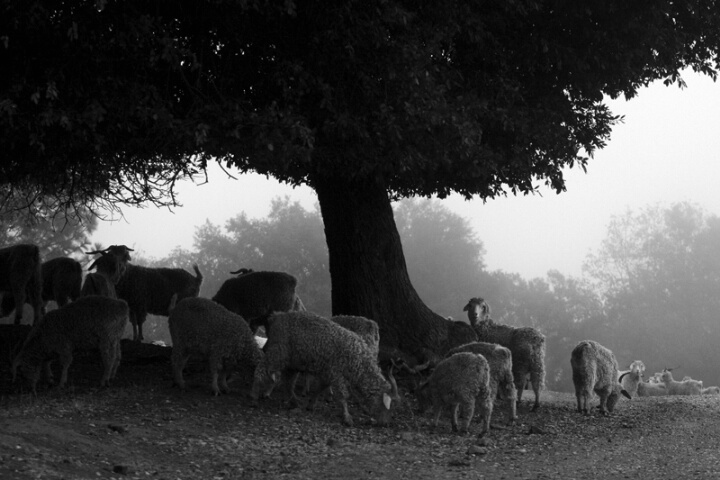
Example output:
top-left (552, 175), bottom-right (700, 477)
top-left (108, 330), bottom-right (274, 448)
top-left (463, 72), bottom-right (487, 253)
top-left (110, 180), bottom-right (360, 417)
top-left (0, 205), bottom-right (97, 260)
top-left (3, 1), bottom-right (720, 362)
top-left (160, 197), bottom-right (331, 316)
top-left (583, 202), bottom-right (720, 386)
top-left (394, 198), bottom-right (486, 319)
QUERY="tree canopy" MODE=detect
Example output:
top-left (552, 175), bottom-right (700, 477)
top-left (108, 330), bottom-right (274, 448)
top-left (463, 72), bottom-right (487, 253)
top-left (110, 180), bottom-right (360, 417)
top-left (3, 1), bottom-right (720, 212)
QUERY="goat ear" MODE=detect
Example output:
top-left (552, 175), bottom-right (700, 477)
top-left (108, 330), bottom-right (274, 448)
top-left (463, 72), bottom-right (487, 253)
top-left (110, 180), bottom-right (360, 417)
top-left (621, 389), bottom-right (632, 400)
top-left (462, 303), bottom-right (470, 312)
top-left (383, 392), bottom-right (392, 410)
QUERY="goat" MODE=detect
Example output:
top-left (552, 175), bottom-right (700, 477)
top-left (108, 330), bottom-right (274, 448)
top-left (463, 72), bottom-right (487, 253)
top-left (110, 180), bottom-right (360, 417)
top-left (212, 270), bottom-right (303, 332)
top-left (463, 297), bottom-right (545, 411)
top-left (415, 351), bottom-right (493, 436)
top-left (12, 295), bottom-right (129, 393)
top-left (168, 296), bottom-right (264, 396)
top-left (620, 360), bottom-right (667, 397)
top-left (251, 311), bottom-right (400, 426)
top-left (86, 245), bottom-right (203, 342)
top-left (570, 340), bottom-right (631, 415)
top-left (660, 368), bottom-right (702, 395)
top-left (41, 257), bottom-right (82, 308)
top-left (81, 253), bottom-right (124, 299)
top-left (0, 243), bottom-right (43, 325)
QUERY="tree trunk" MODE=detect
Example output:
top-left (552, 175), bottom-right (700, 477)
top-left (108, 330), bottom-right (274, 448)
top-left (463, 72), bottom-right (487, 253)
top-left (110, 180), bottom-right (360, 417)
top-left (313, 173), bottom-right (476, 364)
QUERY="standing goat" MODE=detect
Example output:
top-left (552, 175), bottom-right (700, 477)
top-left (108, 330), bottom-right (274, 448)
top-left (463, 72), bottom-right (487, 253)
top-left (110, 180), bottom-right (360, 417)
top-left (416, 351), bottom-right (493, 436)
top-left (86, 245), bottom-right (203, 342)
top-left (212, 270), bottom-right (303, 332)
top-left (463, 297), bottom-right (545, 411)
top-left (1, 256), bottom-right (81, 315)
top-left (41, 257), bottom-right (82, 308)
top-left (81, 253), bottom-right (124, 299)
top-left (0, 243), bottom-right (43, 325)
top-left (446, 341), bottom-right (517, 425)
top-left (570, 340), bottom-right (631, 415)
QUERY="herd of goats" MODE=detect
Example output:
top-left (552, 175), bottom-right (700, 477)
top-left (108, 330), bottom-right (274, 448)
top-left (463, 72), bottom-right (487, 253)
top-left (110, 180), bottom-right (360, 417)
top-left (1, 242), bottom-right (717, 434)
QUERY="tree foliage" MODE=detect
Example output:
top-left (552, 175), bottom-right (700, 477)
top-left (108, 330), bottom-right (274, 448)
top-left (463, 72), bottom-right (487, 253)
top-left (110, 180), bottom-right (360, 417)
top-left (2, 1), bottom-right (720, 212)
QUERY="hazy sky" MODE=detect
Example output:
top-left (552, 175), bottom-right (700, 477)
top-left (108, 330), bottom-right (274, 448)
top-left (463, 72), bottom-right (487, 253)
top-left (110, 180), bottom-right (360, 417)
top-left (92, 70), bottom-right (720, 280)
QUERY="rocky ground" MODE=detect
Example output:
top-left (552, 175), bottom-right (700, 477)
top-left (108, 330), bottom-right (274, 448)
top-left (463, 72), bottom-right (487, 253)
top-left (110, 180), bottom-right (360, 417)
top-left (2, 333), bottom-right (720, 479)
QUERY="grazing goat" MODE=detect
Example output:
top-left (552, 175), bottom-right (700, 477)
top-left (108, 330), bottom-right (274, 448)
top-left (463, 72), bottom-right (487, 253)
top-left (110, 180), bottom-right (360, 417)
top-left (168, 296), bottom-right (264, 396)
top-left (463, 297), bottom-right (545, 411)
top-left (660, 369), bottom-right (703, 395)
top-left (702, 386), bottom-right (720, 395)
top-left (12, 295), bottom-right (129, 393)
top-left (251, 311), bottom-right (400, 426)
top-left (416, 351), bottom-right (493, 436)
top-left (267, 314), bottom-right (381, 402)
top-left (212, 270), bottom-right (302, 332)
top-left (570, 340), bottom-right (631, 415)
top-left (446, 341), bottom-right (517, 425)
top-left (0, 243), bottom-right (43, 325)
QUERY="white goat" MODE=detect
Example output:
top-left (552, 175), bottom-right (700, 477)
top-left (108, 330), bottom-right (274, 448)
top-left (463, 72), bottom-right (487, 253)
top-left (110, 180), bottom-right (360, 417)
top-left (570, 340), bottom-right (631, 415)
top-left (660, 369), bottom-right (702, 395)
top-left (620, 360), bottom-right (667, 397)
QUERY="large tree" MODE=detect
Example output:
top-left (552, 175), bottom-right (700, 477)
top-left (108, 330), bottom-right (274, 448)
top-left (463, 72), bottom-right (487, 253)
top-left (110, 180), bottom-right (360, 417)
top-left (3, 1), bottom-right (720, 362)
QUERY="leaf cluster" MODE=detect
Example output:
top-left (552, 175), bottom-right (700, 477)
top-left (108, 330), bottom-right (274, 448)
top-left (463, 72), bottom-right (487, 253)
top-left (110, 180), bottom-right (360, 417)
top-left (2, 1), bottom-right (720, 216)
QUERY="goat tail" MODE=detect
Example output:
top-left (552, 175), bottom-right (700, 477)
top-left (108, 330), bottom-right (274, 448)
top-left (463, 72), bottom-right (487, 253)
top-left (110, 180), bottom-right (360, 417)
top-left (192, 264), bottom-right (203, 282)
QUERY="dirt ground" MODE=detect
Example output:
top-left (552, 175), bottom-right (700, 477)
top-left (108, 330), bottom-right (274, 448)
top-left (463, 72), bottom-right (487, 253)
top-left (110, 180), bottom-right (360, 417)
top-left (2, 333), bottom-right (720, 479)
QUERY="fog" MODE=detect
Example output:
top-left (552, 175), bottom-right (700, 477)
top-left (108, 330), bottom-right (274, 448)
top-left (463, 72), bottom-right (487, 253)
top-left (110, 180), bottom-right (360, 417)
top-left (92, 70), bottom-right (720, 280)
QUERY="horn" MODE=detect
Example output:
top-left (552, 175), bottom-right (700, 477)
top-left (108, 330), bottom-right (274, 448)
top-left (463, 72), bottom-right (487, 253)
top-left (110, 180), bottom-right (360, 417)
top-left (618, 371), bottom-right (630, 382)
top-left (85, 247), bottom-right (110, 255)
top-left (229, 268), bottom-right (254, 275)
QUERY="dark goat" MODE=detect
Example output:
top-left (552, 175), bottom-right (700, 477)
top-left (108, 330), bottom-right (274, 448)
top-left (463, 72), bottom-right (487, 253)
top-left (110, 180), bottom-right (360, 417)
top-left (41, 257), bottom-right (82, 307)
top-left (212, 270), bottom-right (301, 332)
top-left (229, 267), bottom-right (254, 276)
top-left (0, 243), bottom-right (43, 325)
top-left (81, 254), bottom-right (124, 298)
top-left (1, 256), bottom-right (81, 313)
top-left (86, 245), bottom-right (202, 342)
top-left (116, 263), bottom-right (204, 342)
top-left (86, 245), bottom-right (133, 265)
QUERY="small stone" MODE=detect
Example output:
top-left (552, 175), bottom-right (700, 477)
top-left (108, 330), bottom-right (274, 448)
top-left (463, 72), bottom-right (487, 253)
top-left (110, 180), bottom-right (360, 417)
top-left (107, 424), bottom-right (128, 434)
top-left (528, 425), bottom-right (550, 435)
top-left (113, 465), bottom-right (132, 475)
top-left (467, 446), bottom-right (489, 455)
top-left (476, 437), bottom-right (493, 447)
top-left (326, 438), bottom-right (342, 447)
